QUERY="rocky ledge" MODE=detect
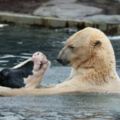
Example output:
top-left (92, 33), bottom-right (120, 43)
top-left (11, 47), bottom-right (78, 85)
top-left (0, 0), bottom-right (119, 35)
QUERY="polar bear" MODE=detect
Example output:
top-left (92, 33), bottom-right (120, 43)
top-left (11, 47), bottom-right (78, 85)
top-left (0, 27), bottom-right (120, 96)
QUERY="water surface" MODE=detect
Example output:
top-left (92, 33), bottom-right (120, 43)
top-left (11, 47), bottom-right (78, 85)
top-left (0, 25), bottom-right (120, 120)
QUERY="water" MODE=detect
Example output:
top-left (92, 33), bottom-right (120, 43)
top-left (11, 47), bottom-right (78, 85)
top-left (0, 25), bottom-right (71, 68)
top-left (0, 25), bottom-right (120, 120)
top-left (1, 94), bottom-right (120, 120)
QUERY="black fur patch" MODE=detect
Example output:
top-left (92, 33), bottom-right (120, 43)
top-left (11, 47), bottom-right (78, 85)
top-left (0, 61), bottom-right (33, 88)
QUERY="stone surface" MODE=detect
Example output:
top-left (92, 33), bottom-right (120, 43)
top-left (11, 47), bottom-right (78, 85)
top-left (0, 0), bottom-right (119, 33)
top-left (33, 0), bottom-right (102, 20)
top-left (0, 0), bottom-right (49, 14)
top-left (84, 15), bottom-right (120, 23)
top-left (77, 0), bottom-right (120, 15)
top-left (0, 12), bottom-right (120, 34)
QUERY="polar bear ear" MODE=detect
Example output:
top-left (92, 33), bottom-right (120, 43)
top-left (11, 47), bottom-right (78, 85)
top-left (94, 40), bottom-right (101, 47)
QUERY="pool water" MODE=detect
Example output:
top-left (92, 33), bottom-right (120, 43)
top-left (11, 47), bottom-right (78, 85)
top-left (0, 25), bottom-right (70, 68)
top-left (0, 25), bottom-right (120, 120)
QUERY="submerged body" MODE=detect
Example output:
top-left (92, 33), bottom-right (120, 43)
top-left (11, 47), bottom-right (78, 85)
top-left (0, 27), bottom-right (120, 96)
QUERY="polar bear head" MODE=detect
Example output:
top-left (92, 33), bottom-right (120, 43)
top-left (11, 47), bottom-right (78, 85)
top-left (57, 27), bottom-right (116, 73)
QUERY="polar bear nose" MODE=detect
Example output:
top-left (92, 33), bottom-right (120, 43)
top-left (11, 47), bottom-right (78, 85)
top-left (57, 58), bottom-right (69, 65)
top-left (57, 58), bottom-right (63, 63)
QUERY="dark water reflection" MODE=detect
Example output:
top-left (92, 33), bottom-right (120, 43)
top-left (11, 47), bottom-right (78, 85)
top-left (0, 25), bottom-right (120, 120)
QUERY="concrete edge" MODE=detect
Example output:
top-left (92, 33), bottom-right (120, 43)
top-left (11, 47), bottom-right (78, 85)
top-left (0, 12), bottom-right (120, 35)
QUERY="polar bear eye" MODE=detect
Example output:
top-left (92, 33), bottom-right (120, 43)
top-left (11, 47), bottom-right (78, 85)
top-left (68, 45), bottom-right (75, 50)
top-left (94, 40), bottom-right (101, 47)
